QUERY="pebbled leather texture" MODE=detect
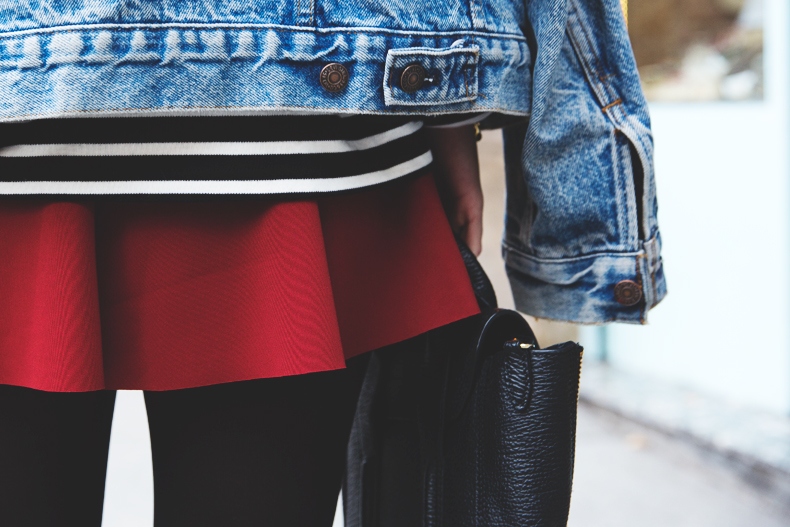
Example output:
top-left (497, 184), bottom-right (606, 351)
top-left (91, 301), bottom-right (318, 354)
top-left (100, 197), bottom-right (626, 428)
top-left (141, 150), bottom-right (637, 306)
top-left (344, 239), bottom-right (583, 526)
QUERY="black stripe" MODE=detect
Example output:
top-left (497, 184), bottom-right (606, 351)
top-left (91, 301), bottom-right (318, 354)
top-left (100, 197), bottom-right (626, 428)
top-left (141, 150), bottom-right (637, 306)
top-left (0, 115), bottom-right (416, 146)
top-left (422, 112), bottom-right (487, 127)
top-left (0, 128), bottom-right (429, 183)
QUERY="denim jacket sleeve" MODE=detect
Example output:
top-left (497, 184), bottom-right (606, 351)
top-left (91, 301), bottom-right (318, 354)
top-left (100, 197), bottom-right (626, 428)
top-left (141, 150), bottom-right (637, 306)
top-left (501, 0), bottom-right (666, 325)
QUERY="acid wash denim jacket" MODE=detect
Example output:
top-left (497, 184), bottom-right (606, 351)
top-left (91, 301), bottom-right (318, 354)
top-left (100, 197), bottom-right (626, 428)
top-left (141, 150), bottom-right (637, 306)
top-left (0, 0), bottom-right (666, 325)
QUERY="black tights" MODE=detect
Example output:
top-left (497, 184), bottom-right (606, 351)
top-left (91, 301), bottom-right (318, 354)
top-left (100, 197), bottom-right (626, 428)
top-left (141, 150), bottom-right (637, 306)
top-left (0, 356), bottom-right (368, 527)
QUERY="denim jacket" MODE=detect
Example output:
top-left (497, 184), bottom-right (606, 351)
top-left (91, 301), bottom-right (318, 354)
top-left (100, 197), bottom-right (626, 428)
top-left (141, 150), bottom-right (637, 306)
top-left (0, 0), bottom-right (665, 324)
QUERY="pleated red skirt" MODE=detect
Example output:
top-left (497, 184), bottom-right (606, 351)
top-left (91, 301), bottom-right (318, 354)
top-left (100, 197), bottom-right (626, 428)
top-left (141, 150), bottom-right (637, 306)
top-left (0, 174), bottom-right (479, 392)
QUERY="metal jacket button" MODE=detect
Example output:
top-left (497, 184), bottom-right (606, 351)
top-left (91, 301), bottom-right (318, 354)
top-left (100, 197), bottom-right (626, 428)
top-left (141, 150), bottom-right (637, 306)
top-left (400, 64), bottom-right (426, 93)
top-left (320, 63), bottom-right (349, 92)
top-left (614, 280), bottom-right (642, 306)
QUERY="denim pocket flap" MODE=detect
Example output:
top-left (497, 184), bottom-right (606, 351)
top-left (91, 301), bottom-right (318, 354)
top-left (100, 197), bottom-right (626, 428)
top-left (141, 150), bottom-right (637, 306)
top-left (383, 43), bottom-right (479, 107)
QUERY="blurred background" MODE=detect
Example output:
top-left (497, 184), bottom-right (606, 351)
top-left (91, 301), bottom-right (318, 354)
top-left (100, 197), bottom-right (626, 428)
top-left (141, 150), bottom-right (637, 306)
top-left (99, 0), bottom-right (790, 525)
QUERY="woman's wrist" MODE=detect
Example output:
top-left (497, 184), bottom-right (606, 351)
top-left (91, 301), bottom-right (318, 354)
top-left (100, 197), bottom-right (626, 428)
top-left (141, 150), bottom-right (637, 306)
top-left (427, 125), bottom-right (484, 256)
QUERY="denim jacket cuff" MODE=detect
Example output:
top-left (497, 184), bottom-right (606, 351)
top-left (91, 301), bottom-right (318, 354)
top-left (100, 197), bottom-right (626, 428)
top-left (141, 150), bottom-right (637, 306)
top-left (502, 233), bottom-right (667, 325)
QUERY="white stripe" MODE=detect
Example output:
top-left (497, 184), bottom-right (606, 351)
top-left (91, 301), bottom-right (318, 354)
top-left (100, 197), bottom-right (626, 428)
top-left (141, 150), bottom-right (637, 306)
top-left (0, 151), bottom-right (433, 195)
top-left (0, 121), bottom-right (423, 157)
top-left (44, 108), bottom-right (332, 119)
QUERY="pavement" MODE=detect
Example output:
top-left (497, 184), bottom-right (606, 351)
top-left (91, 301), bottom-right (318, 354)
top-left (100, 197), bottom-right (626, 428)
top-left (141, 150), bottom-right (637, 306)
top-left (100, 132), bottom-right (789, 526)
top-left (568, 403), bottom-right (788, 527)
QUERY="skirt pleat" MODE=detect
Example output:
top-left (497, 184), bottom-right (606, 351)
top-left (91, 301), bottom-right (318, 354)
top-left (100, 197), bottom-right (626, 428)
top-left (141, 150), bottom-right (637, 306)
top-left (0, 174), bottom-right (479, 391)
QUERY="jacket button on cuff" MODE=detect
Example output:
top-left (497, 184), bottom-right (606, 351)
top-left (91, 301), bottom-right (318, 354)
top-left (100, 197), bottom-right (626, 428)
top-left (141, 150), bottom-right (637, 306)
top-left (614, 280), bottom-right (643, 306)
top-left (400, 64), bottom-right (426, 93)
top-left (320, 63), bottom-right (349, 92)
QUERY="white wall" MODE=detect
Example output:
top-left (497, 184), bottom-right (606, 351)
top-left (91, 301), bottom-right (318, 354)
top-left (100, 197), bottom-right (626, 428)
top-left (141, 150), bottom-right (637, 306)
top-left (593, 0), bottom-right (790, 415)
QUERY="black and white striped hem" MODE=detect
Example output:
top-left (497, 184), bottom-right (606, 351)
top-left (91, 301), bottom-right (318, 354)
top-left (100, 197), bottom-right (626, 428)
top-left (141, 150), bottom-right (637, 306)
top-left (0, 115), bottom-right (433, 196)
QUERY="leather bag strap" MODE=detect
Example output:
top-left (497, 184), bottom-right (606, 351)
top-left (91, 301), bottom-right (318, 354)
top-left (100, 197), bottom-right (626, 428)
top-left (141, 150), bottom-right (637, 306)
top-left (455, 236), bottom-right (498, 311)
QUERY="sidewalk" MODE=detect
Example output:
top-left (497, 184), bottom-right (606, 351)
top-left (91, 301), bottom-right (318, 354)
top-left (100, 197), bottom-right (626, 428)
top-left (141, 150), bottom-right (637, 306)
top-left (568, 403), bottom-right (788, 527)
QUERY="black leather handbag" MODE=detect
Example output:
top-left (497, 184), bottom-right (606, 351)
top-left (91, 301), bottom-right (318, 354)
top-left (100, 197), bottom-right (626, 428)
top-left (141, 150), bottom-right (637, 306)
top-left (343, 241), bottom-right (583, 527)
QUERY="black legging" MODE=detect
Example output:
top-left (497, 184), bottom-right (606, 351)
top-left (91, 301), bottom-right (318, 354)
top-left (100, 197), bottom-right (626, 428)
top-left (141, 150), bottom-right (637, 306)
top-left (0, 355), bottom-right (368, 527)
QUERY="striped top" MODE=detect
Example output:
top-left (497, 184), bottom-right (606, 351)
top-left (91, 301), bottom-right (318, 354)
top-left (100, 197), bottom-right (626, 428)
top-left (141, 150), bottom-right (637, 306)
top-left (0, 115), bottom-right (440, 196)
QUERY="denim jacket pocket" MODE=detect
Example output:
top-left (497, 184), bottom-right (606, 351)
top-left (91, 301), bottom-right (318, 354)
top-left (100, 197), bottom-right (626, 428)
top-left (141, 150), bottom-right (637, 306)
top-left (383, 43), bottom-right (479, 107)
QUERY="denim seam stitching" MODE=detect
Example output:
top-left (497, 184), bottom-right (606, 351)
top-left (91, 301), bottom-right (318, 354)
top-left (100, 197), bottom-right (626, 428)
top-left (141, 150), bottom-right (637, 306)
top-left (566, 0), bottom-right (653, 167)
top-left (388, 66), bottom-right (396, 98)
top-left (388, 48), bottom-right (480, 57)
top-left (0, 23), bottom-right (527, 41)
top-left (501, 241), bottom-right (650, 264)
top-left (635, 253), bottom-right (647, 321)
top-left (617, 131), bottom-right (640, 250)
top-left (642, 239), bottom-right (660, 309)
top-left (468, 0), bottom-right (480, 31)
top-left (567, 0), bottom-right (653, 256)
top-left (566, 4), bottom-right (637, 248)
top-left (646, 240), bottom-right (660, 303)
top-left (463, 56), bottom-right (470, 99)
top-left (383, 96), bottom-right (479, 106)
top-left (0, 104), bottom-right (522, 122)
top-left (566, 3), bottom-right (619, 116)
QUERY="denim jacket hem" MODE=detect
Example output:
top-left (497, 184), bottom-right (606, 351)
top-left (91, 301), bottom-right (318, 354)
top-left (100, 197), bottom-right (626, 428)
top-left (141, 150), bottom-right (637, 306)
top-left (0, 23), bottom-right (532, 122)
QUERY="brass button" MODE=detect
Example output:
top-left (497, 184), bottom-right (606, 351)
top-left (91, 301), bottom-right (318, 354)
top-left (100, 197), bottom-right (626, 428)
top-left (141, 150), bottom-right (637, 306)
top-left (320, 63), bottom-right (349, 92)
top-left (400, 64), bottom-right (426, 93)
top-left (614, 280), bottom-right (642, 306)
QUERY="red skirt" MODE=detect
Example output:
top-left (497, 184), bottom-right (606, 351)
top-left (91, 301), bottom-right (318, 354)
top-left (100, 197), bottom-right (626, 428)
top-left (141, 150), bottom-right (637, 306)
top-left (0, 174), bottom-right (479, 392)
